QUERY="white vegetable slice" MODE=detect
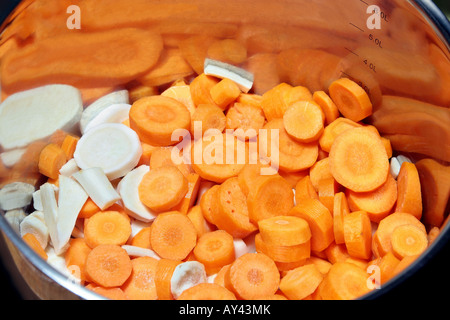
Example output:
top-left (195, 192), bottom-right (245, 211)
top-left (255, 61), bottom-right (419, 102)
top-left (55, 175), bottom-right (88, 254)
top-left (4, 208), bottom-right (26, 234)
top-left (0, 182), bottom-right (35, 210)
top-left (0, 147), bottom-right (26, 168)
top-left (233, 238), bottom-right (249, 259)
top-left (390, 157), bottom-right (401, 179)
top-left (83, 103), bottom-right (131, 133)
top-left (40, 183), bottom-right (60, 251)
top-left (72, 167), bottom-right (121, 210)
top-left (171, 261), bottom-right (207, 299)
top-left (45, 247), bottom-right (80, 284)
top-left (74, 123), bottom-right (142, 180)
top-left (396, 155), bottom-right (412, 166)
top-left (204, 58), bottom-right (254, 93)
top-left (121, 245), bottom-right (161, 260)
top-left (20, 211), bottom-right (49, 249)
top-left (117, 165), bottom-right (157, 222)
top-left (0, 84), bottom-right (83, 150)
top-left (207, 274), bottom-right (217, 284)
top-left (59, 158), bottom-right (80, 177)
top-left (80, 90), bottom-right (129, 134)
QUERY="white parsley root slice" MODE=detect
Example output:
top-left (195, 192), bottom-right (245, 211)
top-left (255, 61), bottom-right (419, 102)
top-left (0, 84), bottom-right (83, 150)
top-left (83, 103), bottom-right (131, 133)
top-left (79, 89), bottom-right (129, 134)
top-left (4, 208), bottom-right (26, 234)
top-left (72, 167), bottom-right (121, 211)
top-left (204, 58), bottom-right (254, 93)
top-left (74, 123), bottom-right (142, 180)
top-left (0, 182), bottom-right (35, 211)
top-left (121, 245), bottom-right (161, 260)
top-left (171, 261), bottom-right (207, 299)
top-left (40, 182), bottom-right (60, 252)
top-left (117, 165), bottom-right (157, 223)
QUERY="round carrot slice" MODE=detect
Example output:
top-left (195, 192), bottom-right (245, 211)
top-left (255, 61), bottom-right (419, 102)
top-left (138, 166), bottom-right (188, 213)
top-left (85, 244), bottom-right (132, 288)
top-left (226, 102), bottom-right (265, 141)
top-left (121, 256), bottom-right (158, 300)
top-left (129, 95), bottom-right (191, 146)
top-left (328, 78), bottom-right (373, 122)
top-left (283, 101), bottom-right (324, 143)
top-left (313, 90), bottom-right (339, 125)
top-left (254, 233), bottom-right (311, 263)
top-left (279, 264), bottom-right (324, 300)
top-left (177, 283), bottom-right (237, 300)
top-left (150, 212), bottom-right (197, 261)
top-left (343, 210), bottom-right (372, 260)
top-left (258, 215), bottom-right (311, 246)
top-left (329, 126), bottom-right (389, 192)
top-left (391, 224), bottom-right (428, 260)
top-left (84, 211), bottom-right (132, 248)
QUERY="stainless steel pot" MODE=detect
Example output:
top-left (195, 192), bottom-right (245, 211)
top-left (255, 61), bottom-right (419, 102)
top-left (0, 0), bottom-right (449, 300)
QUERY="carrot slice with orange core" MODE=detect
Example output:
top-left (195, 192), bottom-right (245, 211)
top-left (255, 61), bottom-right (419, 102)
top-left (84, 211), bottom-right (132, 248)
top-left (333, 192), bottom-right (350, 245)
top-left (254, 233), bottom-right (311, 263)
top-left (150, 211), bottom-right (197, 261)
top-left (343, 210), bottom-right (372, 260)
top-left (227, 253), bottom-right (280, 300)
top-left (215, 177), bottom-right (257, 238)
top-left (78, 198), bottom-right (101, 219)
top-left (193, 230), bottom-right (235, 275)
top-left (309, 157), bottom-right (333, 191)
top-left (129, 95), bottom-right (191, 147)
top-left (85, 244), bottom-right (132, 288)
top-left (237, 163), bottom-right (272, 197)
top-left (288, 199), bottom-right (334, 252)
top-left (155, 258), bottom-right (182, 300)
top-left (319, 117), bottom-right (361, 153)
top-left (60, 134), bottom-right (79, 161)
top-left (149, 146), bottom-right (192, 178)
top-left (329, 126), bottom-right (389, 192)
top-left (190, 103), bottom-right (226, 135)
top-left (394, 162), bottom-right (423, 220)
top-left (177, 283), bottom-right (237, 300)
top-left (38, 143), bottom-right (67, 180)
top-left (121, 256), bottom-right (158, 300)
top-left (374, 212), bottom-right (426, 256)
top-left (283, 101), bottom-right (324, 143)
top-left (258, 216), bottom-right (311, 246)
top-left (199, 184), bottom-right (220, 225)
top-left (65, 238), bottom-right (92, 283)
top-left (226, 103), bottom-right (265, 141)
top-left (295, 175), bottom-right (319, 203)
top-left (328, 78), bottom-right (373, 122)
top-left (247, 175), bottom-right (295, 223)
top-left (190, 73), bottom-right (220, 106)
top-left (313, 90), bottom-right (339, 125)
top-left (390, 224), bottom-right (428, 260)
top-left (279, 264), bottom-right (324, 300)
top-left (347, 174), bottom-right (397, 223)
top-left (138, 166), bottom-right (188, 213)
top-left (320, 262), bottom-right (371, 300)
top-left (210, 78), bottom-right (241, 110)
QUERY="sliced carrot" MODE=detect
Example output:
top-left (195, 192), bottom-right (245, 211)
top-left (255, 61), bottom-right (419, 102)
top-left (333, 192), bottom-right (350, 245)
top-left (214, 263), bottom-right (232, 287)
top-left (275, 259), bottom-right (308, 273)
top-left (78, 198), bottom-right (101, 219)
top-left (344, 257), bottom-right (369, 270)
top-left (128, 83), bottom-right (159, 104)
top-left (347, 174), bottom-right (397, 223)
top-left (225, 102), bottom-right (265, 141)
top-left (319, 262), bottom-right (371, 300)
top-left (84, 211), bottom-right (132, 248)
top-left (328, 78), bottom-right (372, 122)
top-left (343, 211), bottom-right (372, 260)
top-left (374, 212), bottom-right (426, 256)
top-left (193, 230), bottom-right (235, 275)
top-left (391, 224), bottom-right (428, 260)
top-left (179, 35), bottom-right (218, 75)
top-left (210, 78), bottom-right (241, 110)
top-left (226, 253), bottom-right (280, 300)
top-left (22, 233), bottom-right (48, 260)
top-left (392, 254), bottom-right (420, 278)
top-left (138, 166), bottom-right (188, 213)
top-left (283, 101), bottom-right (324, 143)
top-left (49, 129), bottom-right (68, 147)
top-left (86, 284), bottom-right (128, 300)
top-left (324, 242), bottom-right (350, 264)
top-left (329, 126), bottom-right (389, 192)
top-left (304, 256), bottom-right (332, 275)
top-left (171, 173), bottom-right (201, 215)
top-left (236, 93), bottom-right (263, 108)
top-left (121, 256), bottom-right (158, 300)
top-left (237, 163), bottom-right (271, 197)
top-left (260, 118), bottom-right (319, 172)
top-left (394, 162), bottom-right (423, 220)
top-left (247, 175), bottom-right (295, 223)
top-left (149, 146), bottom-right (192, 178)
top-left (295, 175), bottom-right (319, 203)
top-left (137, 143), bottom-right (157, 166)
top-left (279, 264), bottom-right (324, 300)
top-left (150, 211), bottom-right (197, 260)
top-left (288, 199), bottom-right (334, 252)
top-left (317, 177), bottom-right (340, 214)
top-left (258, 216), bottom-right (311, 246)
top-left (380, 137), bottom-right (393, 159)
top-left (154, 258), bottom-right (182, 300)
top-left (130, 226), bottom-right (152, 250)
top-left (177, 282), bottom-right (236, 300)
top-left (207, 38), bottom-right (247, 65)
top-left (161, 84), bottom-right (196, 117)
top-left (313, 90), bottom-right (339, 125)
top-left (199, 184), bottom-right (220, 225)
top-left (415, 158), bottom-right (450, 227)
top-left (191, 133), bottom-right (247, 183)
top-left (38, 143), bottom-right (67, 180)
top-left (190, 73), bottom-right (220, 107)
top-left (318, 117), bottom-right (361, 153)
top-left (60, 134), bottom-right (79, 161)
top-left (85, 244), bottom-right (132, 288)
top-left (65, 238), bottom-right (92, 283)
top-left (254, 233), bottom-right (310, 263)
top-left (190, 103), bottom-right (226, 135)
top-left (215, 177), bottom-right (257, 238)
top-left (138, 48), bottom-right (194, 87)
top-left (278, 170), bottom-right (308, 189)
top-left (243, 53), bottom-right (280, 95)
top-left (427, 226), bottom-right (440, 245)
top-left (260, 83), bottom-right (292, 121)
top-left (129, 95), bottom-right (191, 147)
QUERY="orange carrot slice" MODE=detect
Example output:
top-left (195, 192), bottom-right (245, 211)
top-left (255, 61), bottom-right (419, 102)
top-left (343, 211), bottom-right (372, 260)
top-left (177, 283), bottom-right (236, 300)
top-left (319, 117), bottom-right (361, 153)
top-left (258, 216), bottom-right (311, 246)
top-left (84, 211), bottom-right (131, 248)
top-left (22, 233), bottom-right (48, 260)
top-left (333, 192), bottom-right (350, 245)
top-left (254, 233), bottom-right (311, 263)
top-left (210, 78), bottom-right (241, 110)
top-left (279, 264), bottom-right (324, 300)
top-left (130, 226), bottom-right (152, 250)
top-left (38, 143), bottom-right (67, 180)
top-left (225, 102), bottom-right (265, 141)
top-left (121, 256), bottom-right (158, 300)
top-left (154, 258), bottom-right (182, 300)
top-left (190, 103), bottom-right (226, 135)
top-left (190, 73), bottom-right (220, 106)
top-left (65, 238), bottom-right (92, 283)
top-left (283, 101), bottom-right (324, 143)
top-left (295, 175), bottom-right (319, 203)
top-left (394, 162), bottom-right (423, 220)
top-left (390, 224), bottom-right (428, 260)
top-left (313, 91), bottom-right (339, 125)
